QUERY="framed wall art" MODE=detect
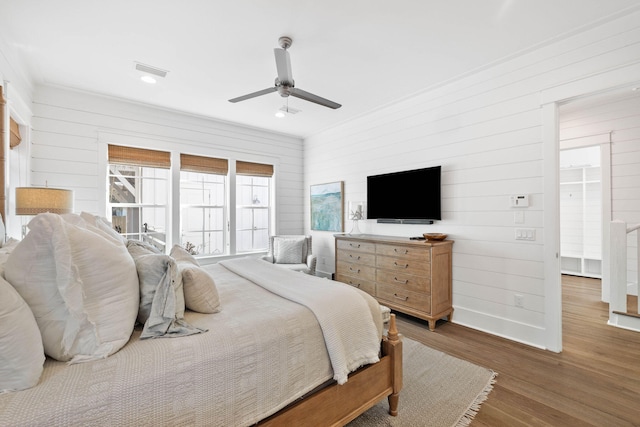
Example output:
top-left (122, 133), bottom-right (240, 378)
top-left (310, 181), bottom-right (344, 232)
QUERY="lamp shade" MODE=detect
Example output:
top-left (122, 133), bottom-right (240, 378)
top-left (348, 201), bottom-right (365, 220)
top-left (15, 187), bottom-right (74, 215)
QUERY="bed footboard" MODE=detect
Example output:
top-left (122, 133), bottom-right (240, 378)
top-left (258, 314), bottom-right (403, 426)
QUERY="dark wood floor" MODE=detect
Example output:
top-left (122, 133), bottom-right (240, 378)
top-left (394, 275), bottom-right (640, 426)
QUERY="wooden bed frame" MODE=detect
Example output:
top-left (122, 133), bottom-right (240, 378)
top-left (258, 313), bottom-right (403, 426)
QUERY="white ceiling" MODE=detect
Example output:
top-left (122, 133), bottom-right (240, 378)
top-left (1, 0), bottom-right (639, 138)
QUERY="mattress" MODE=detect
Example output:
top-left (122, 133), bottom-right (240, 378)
top-left (0, 262), bottom-right (380, 427)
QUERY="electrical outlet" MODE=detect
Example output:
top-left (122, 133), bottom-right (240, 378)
top-left (514, 294), bottom-right (524, 308)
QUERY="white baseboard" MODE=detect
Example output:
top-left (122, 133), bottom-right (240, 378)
top-left (452, 306), bottom-right (547, 350)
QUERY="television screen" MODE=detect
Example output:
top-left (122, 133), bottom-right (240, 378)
top-left (367, 166), bottom-right (441, 222)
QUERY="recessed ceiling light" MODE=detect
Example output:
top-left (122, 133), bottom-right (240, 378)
top-left (140, 75), bottom-right (157, 84)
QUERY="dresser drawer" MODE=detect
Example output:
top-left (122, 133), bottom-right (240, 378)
top-left (376, 269), bottom-right (430, 293)
top-left (337, 239), bottom-right (376, 254)
top-left (336, 261), bottom-right (376, 281)
top-left (376, 283), bottom-right (431, 314)
top-left (376, 243), bottom-right (429, 260)
top-left (336, 250), bottom-right (376, 267)
top-left (335, 274), bottom-right (376, 295)
top-left (376, 255), bottom-right (430, 275)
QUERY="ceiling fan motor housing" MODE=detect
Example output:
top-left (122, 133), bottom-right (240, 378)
top-left (275, 78), bottom-right (294, 97)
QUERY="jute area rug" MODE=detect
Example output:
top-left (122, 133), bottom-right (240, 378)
top-left (348, 337), bottom-right (497, 427)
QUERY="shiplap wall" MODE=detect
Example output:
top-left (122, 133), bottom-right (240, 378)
top-left (0, 35), bottom-right (34, 239)
top-left (30, 86), bottom-right (305, 241)
top-left (560, 94), bottom-right (640, 286)
top-left (304, 10), bottom-right (640, 348)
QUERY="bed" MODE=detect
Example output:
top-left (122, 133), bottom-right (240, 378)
top-left (0, 213), bottom-right (402, 427)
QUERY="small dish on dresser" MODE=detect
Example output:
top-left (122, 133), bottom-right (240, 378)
top-left (423, 233), bottom-right (447, 241)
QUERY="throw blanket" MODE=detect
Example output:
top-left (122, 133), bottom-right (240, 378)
top-left (220, 258), bottom-right (381, 385)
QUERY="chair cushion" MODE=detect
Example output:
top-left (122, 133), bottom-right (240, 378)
top-left (274, 263), bottom-right (309, 273)
top-left (273, 236), bottom-right (306, 264)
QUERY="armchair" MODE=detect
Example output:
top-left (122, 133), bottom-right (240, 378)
top-left (261, 235), bottom-right (317, 275)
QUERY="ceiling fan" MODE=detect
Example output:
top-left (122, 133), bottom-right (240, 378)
top-left (228, 36), bottom-right (341, 109)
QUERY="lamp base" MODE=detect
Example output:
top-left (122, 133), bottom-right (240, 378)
top-left (348, 220), bottom-right (361, 235)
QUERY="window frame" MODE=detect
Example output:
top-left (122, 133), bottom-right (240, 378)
top-left (100, 142), bottom-right (276, 260)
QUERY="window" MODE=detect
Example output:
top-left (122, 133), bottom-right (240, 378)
top-left (106, 145), bottom-right (275, 257)
top-left (180, 154), bottom-right (228, 256)
top-left (235, 161), bottom-right (273, 253)
top-left (108, 145), bottom-right (170, 252)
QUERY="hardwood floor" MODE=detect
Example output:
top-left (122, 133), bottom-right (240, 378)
top-left (394, 275), bottom-right (640, 426)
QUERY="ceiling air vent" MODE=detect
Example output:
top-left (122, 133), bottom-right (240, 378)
top-left (135, 62), bottom-right (168, 78)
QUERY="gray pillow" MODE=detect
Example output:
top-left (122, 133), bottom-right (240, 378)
top-left (274, 237), bottom-right (305, 264)
top-left (127, 241), bottom-right (205, 339)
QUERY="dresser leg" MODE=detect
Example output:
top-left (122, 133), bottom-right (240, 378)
top-left (428, 319), bottom-right (436, 331)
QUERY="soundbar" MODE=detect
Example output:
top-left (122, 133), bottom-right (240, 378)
top-left (376, 219), bottom-right (434, 225)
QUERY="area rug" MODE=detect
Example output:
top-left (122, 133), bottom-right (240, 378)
top-left (348, 337), bottom-right (497, 427)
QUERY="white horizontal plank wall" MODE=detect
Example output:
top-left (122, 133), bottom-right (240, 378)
top-left (561, 94), bottom-right (640, 288)
top-left (0, 35), bottom-right (34, 239)
top-left (304, 10), bottom-right (640, 348)
top-left (31, 86), bottom-right (304, 237)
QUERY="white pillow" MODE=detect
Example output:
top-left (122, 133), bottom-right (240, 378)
top-left (0, 214), bottom-right (5, 247)
top-left (127, 241), bottom-right (205, 338)
top-left (78, 212), bottom-right (127, 245)
top-left (0, 238), bottom-right (20, 277)
top-left (0, 276), bottom-right (44, 392)
top-left (4, 213), bottom-right (139, 363)
top-left (170, 245), bottom-right (221, 314)
top-left (274, 236), bottom-right (306, 264)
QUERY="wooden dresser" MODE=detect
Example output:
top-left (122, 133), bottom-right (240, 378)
top-left (335, 234), bottom-right (453, 331)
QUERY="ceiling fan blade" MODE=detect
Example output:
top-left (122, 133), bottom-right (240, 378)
top-left (274, 48), bottom-right (293, 84)
top-left (228, 87), bottom-right (277, 103)
top-left (290, 88), bottom-right (342, 109)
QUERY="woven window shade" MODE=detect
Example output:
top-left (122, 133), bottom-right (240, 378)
top-left (236, 161), bottom-right (274, 177)
top-left (181, 154), bottom-right (228, 175)
top-left (9, 117), bottom-right (21, 148)
top-left (108, 144), bottom-right (170, 168)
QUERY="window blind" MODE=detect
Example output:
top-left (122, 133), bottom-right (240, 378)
top-left (236, 161), bottom-right (274, 177)
top-left (180, 154), bottom-right (228, 175)
top-left (108, 144), bottom-right (170, 168)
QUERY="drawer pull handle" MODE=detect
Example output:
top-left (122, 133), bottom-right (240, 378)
top-left (348, 281), bottom-right (361, 288)
top-left (349, 243), bottom-right (361, 248)
top-left (394, 248), bottom-right (408, 255)
top-left (394, 277), bottom-right (408, 284)
top-left (349, 267), bottom-right (361, 273)
top-left (349, 254), bottom-right (361, 260)
top-left (394, 261), bottom-right (409, 268)
top-left (393, 293), bottom-right (409, 301)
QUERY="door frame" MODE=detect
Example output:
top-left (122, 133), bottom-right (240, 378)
top-left (540, 62), bottom-right (640, 352)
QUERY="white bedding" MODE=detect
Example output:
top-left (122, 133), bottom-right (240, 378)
top-left (220, 258), bottom-right (381, 384)
top-left (0, 261), bottom-right (383, 427)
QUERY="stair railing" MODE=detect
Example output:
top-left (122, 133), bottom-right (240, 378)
top-left (609, 220), bottom-right (640, 330)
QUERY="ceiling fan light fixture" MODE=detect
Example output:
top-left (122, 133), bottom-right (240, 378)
top-left (275, 111), bottom-right (286, 118)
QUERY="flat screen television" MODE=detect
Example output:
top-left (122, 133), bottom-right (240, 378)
top-left (367, 166), bottom-right (441, 224)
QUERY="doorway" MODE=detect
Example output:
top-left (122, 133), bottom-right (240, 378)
top-left (559, 145), bottom-right (602, 279)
